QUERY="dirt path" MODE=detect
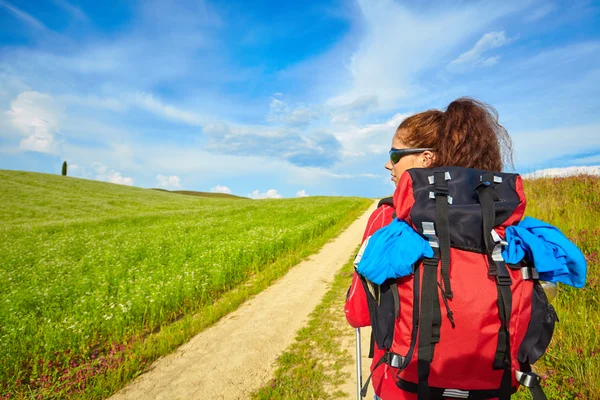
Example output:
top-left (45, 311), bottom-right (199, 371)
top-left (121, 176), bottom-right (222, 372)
top-left (110, 201), bottom-right (377, 400)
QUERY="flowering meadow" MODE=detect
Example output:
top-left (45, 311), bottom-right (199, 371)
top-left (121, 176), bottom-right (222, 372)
top-left (513, 175), bottom-right (600, 399)
top-left (0, 170), bottom-right (371, 399)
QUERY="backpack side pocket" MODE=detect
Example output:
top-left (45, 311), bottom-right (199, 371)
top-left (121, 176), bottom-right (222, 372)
top-left (518, 281), bottom-right (559, 364)
top-left (358, 274), bottom-right (398, 350)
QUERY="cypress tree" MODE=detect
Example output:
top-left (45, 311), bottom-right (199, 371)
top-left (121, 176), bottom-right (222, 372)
top-left (62, 161), bottom-right (67, 176)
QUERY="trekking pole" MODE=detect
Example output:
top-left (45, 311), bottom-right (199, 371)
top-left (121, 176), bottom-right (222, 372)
top-left (355, 327), bottom-right (362, 400)
top-left (353, 238), bottom-right (369, 400)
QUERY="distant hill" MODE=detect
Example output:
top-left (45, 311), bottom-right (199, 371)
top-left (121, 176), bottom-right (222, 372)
top-left (151, 188), bottom-right (246, 199)
top-left (0, 170), bottom-right (247, 225)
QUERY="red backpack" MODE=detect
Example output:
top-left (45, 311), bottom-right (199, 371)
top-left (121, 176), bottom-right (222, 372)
top-left (358, 166), bottom-right (556, 399)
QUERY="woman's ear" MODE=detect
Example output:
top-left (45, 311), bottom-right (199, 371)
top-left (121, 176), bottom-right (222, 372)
top-left (421, 151), bottom-right (435, 168)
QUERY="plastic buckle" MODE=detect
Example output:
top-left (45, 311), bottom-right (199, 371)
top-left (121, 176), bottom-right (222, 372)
top-left (428, 191), bottom-right (453, 204)
top-left (428, 171), bottom-right (451, 184)
top-left (496, 275), bottom-right (512, 286)
top-left (515, 371), bottom-right (542, 388)
top-left (422, 222), bottom-right (439, 249)
top-left (521, 266), bottom-right (539, 280)
top-left (434, 185), bottom-right (450, 196)
top-left (388, 353), bottom-right (405, 369)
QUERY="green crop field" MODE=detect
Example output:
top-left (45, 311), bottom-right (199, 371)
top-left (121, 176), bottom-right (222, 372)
top-left (0, 170), bottom-right (371, 399)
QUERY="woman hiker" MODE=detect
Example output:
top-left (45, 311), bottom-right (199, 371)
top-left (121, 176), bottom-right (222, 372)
top-left (345, 97), bottom-right (585, 399)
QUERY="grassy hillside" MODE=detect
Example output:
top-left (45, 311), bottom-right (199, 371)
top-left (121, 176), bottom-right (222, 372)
top-left (1, 170), bottom-right (239, 225)
top-left (151, 188), bottom-right (246, 199)
top-left (0, 170), bottom-right (371, 399)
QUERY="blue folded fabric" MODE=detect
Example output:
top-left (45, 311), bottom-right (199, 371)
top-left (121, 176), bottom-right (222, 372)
top-left (357, 219), bottom-right (434, 285)
top-left (502, 217), bottom-right (587, 288)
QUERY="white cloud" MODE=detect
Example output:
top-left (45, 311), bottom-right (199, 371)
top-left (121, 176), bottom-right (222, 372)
top-left (296, 189), bottom-right (308, 197)
top-left (107, 171), bottom-right (134, 186)
top-left (448, 31), bottom-right (511, 71)
top-left (156, 174), bottom-right (182, 189)
top-left (330, 95), bottom-right (378, 124)
top-left (523, 166), bottom-right (600, 179)
top-left (333, 112), bottom-right (411, 157)
top-left (267, 98), bottom-right (320, 127)
top-left (6, 91), bottom-right (64, 154)
top-left (92, 162), bottom-right (134, 186)
top-left (249, 189), bottom-right (283, 199)
top-left (210, 185), bottom-right (232, 194)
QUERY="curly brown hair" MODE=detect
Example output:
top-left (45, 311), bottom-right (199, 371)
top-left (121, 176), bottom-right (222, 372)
top-left (395, 97), bottom-right (513, 172)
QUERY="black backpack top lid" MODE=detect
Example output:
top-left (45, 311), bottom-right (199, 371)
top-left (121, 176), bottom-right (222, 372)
top-left (401, 166), bottom-right (525, 253)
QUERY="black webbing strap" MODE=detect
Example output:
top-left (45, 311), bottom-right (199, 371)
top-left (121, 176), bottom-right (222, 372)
top-left (397, 378), bottom-right (517, 399)
top-left (519, 363), bottom-right (549, 400)
top-left (391, 281), bottom-right (400, 319)
top-left (433, 171), bottom-right (453, 299)
top-left (475, 173), bottom-right (513, 400)
top-left (476, 173), bottom-right (497, 274)
top-left (417, 251), bottom-right (441, 398)
top-left (528, 384), bottom-right (549, 400)
top-left (400, 262), bottom-right (421, 371)
top-left (360, 352), bottom-right (388, 397)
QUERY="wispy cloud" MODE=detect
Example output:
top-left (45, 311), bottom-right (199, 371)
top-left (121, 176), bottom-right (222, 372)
top-left (524, 3), bottom-right (556, 22)
top-left (448, 31), bottom-right (512, 72)
top-left (0, 0), bottom-right (47, 31)
top-left (296, 189), bottom-right (308, 197)
top-left (134, 92), bottom-right (204, 126)
top-left (50, 0), bottom-right (87, 21)
top-left (203, 122), bottom-right (342, 168)
top-left (267, 97), bottom-right (320, 127)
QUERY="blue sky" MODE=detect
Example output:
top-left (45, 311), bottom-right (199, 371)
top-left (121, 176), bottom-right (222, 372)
top-left (0, 0), bottom-right (599, 198)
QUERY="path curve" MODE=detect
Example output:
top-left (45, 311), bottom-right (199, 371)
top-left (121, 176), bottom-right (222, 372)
top-left (110, 200), bottom-right (377, 400)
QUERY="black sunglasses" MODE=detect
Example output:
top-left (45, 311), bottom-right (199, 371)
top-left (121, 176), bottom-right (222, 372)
top-left (389, 148), bottom-right (435, 165)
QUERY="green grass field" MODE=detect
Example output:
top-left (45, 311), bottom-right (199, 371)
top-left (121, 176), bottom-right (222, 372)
top-left (0, 170), bottom-right (371, 399)
top-left (515, 175), bottom-right (600, 399)
top-left (254, 175), bottom-right (600, 400)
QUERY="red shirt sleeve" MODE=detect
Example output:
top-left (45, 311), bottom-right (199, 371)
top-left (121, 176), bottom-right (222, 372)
top-left (344, 204), bottom-right (395, 328)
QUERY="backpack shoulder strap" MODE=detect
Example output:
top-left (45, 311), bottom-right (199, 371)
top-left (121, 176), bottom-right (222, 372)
top-left (377, 196), bottom-right (394, 208)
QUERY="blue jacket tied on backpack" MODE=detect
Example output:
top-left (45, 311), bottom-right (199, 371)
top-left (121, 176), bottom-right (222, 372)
top-left (502, 217), bottom-right (587, 288)
top-left (356, 218), bottom-right (434, 285)
top-left (357, 216), bottom-right (586, 289)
